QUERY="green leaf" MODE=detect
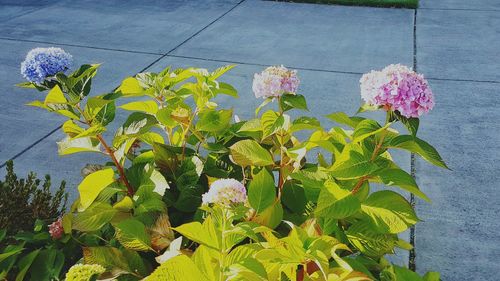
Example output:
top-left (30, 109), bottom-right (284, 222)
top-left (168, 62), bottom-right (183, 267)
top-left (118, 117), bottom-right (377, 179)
top-left (255, 98), bottom-right (273, 116)
top-left (73, 202), bottom-right (117, 232)
top-left (44, 84), bottom-right (67, 104)
top-left (57, 136), bottom-right (101, 155)
top-left (145, 255), bottom-right (208, 281)
top-left (16, 81), bottom-right (37, 89)
top-left (352, 119), bottom-right (391, 143)
top-left (326, 112), bottom-right (365, 128)
top-left (389, 135), bottom-right (449, 169)
top-left (71, 124), bottom-right (106, 139)
top-left (290, 116), bottom-right (321, 132)
top-left (114, 112), bottom-right (158, 147)
top-left (261, 110), bottom-right (286, 138)
top-left (330, 151), bottom-right (379, 180)
top-left (119, 100), bottom-right (158, 114)
top-left (15, 249), bottom-right (40, 281)
top-left (290, 168), bottom-right (330, 202)
top-left (252, 201), bottom-right (283, 229)
top-left (117, 77), bottom-right (145, 97)
top-left (361, 190), bottom-right (419, 234)
top-left (281, 181), bottom-right (306, 214)
top-left (28, 249), bottom-right (64, 281)
top-left (83, 247), bottom-right (131, 273)
top-left (216, 82), bottom-right (238, 97)
top-left (230, 140), bottom-right (274, 167)
top-left (423, 271), bottom-right (441, 281)
top-left (115, 219), bottom-right (152, 251)
top-left (315, 181), bottom-right (360, 219)
top-left (280, 94), bottom-right (308, 111)
top-left (346, 220), bottom-right (398, 258)
top-left (210, 64), bottom-right (236, 80)
top-left (174, 222), bottom-right (219, 250)
top-left (398, 115), bottom-right (419, 136)
top-left (248, 169), bottom-right (276, 214)
top-left (0, 247), bottom-right (24, 263)
top-left (228, 258), bottom-right (268, 281)
top-left (78, 168), bottom-right (115, 211)
top-left (196, 109), bottom-right (232, 132)
top-left (376, 168), bottom-right (430, 202)
top-left (225, 244), bottom-right (263, 267)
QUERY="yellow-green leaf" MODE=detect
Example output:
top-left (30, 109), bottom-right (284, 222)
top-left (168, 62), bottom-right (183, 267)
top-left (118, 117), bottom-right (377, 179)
top-left (78, 168), bottom-right (115, 211)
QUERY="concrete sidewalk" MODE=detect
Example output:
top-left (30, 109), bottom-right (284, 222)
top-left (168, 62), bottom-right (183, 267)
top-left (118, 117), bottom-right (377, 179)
top-left (0, 0), bottom-right (498, 279)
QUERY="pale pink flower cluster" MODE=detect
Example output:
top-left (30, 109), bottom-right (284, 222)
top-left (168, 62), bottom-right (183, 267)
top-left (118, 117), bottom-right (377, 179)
top-left (49, 218), bottom-right (64, 239)
top-left (360, 64), bottom-right (434, 118)
top-left (202, 179), bottom-right (247, 206)
top-left (252, 65), bottom-right (300, 99)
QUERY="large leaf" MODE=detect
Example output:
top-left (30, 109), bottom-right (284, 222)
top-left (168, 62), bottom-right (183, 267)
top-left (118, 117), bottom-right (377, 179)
top-left (78, 168), bottom-right (115, 211)
top-left (210, 64), bottom-right (236, 80)
top-left (389, 135), bottom-right (448, 169)
top-left (15, 249), bottom-right (40, 281)
top-left (144, 255), bottom-right (208, 281)
top-left (119, 100), bottom-right (158, 114)
top-left (28, 249), bottom-right (64, 281)
top-left (326, 112), bottom-right (365, 128)
top-left (73, 202), bottom-right (117, 232)
top-left (115, 219), bottom-right (152, 251)
top-left (352, 119), bottom-right (391, 143)
top-left (280, 94), bottom-right (308, 111)
top-left (173, 222), bottom-right (219, 250)
top-left (361, 190), bottom-right (419, 234)
top-left (196, 109), bottom-right (232, 132)
top-left (261, 110), bottom-right (287, 138)
top-left (230, 140), bottom-right (274, 167)
top-left (346, 220), bottom-right (398, 258)
top-left (290, 116), bottom-right (321, 132)
top-left (83, 247), bottom-right (131, 273)
top-left (315, 181), bottom-right (360, 219)
top-left (290, 168), bottom-right (330, 202)
top-left (330, 151), bottom-right (379, 180)
top-left (376, 168), bottom-right (430, 202)
top-left (252, 201), bottom-right (283, 229)
top-left (248, 169), bottom-right (276, 214)
top-left (117, 77), bottom-right (145, 97)
top-left (57, 136), bottom-right (101, 155)
top-left (281, 181), bottom-right (306, 214)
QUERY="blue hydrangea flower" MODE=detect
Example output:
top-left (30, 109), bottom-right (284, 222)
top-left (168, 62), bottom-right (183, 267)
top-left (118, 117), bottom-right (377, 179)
top-left (20, 47), bottom-right (73, 84)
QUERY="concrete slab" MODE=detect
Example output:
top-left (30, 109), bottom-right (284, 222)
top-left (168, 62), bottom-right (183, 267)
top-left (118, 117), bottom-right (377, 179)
top-left (0, 0), bottom-right (241, 54)
top-left (414, 80), bottom-right (500, 280)
top-left (171, 1), bottom-right (414, 74)
top-left (0, 0), bottom-right (59, 22)
top-left (419, 0), bottom-right (500, 11)
top-left (0, 39), bottom-right (161, 163)
top-left (417, 9), bottom-right (500, 82)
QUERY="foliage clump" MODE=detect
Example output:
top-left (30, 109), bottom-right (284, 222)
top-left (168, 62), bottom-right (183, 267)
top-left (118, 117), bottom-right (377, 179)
top-left (6, 46), bottom-right (448, 280)
top-left (0, 160), bottom-right (68, 235)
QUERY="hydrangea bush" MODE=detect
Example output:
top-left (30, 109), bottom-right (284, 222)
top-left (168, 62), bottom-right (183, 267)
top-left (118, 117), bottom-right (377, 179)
top-left (8, 47), bottom-right (448, 280)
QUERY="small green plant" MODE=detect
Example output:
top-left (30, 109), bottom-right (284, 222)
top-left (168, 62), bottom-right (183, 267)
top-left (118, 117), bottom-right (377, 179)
top-left (0, 160), bottom-right (68, 236)
top-left (12, 47), bottom-right (446, 280)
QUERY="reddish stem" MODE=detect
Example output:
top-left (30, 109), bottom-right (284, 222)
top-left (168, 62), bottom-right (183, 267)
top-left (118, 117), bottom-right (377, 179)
top-left (96, 135), bottom-right (134, 197)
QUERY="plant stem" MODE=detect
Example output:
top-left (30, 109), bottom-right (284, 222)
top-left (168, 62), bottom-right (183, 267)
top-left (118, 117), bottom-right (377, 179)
top-left (96, 135), bottom-right (134, 197)
top-left (74, 104), bottom-right (134, 196)
top-left (351, 114), bottom-right (390, 195)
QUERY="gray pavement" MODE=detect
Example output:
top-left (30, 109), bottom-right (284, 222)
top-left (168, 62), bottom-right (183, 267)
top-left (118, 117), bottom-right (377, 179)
top-left (0, 0), bottom-right (498, 280)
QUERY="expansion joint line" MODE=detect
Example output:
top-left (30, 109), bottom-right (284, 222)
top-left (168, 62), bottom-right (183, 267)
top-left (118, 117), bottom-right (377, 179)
top-left (408, 8), bottom-right (418, 272)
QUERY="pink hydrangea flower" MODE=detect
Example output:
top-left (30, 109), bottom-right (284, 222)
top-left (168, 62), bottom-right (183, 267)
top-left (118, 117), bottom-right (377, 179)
top-left (202, 179), bottom-right (247, 206)
top-left (360, 64), bottom-right (434, 118)
top-left (49, 218), bottom-right (64, 239)
top-left (252, 65), bottom-right (300, 99)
